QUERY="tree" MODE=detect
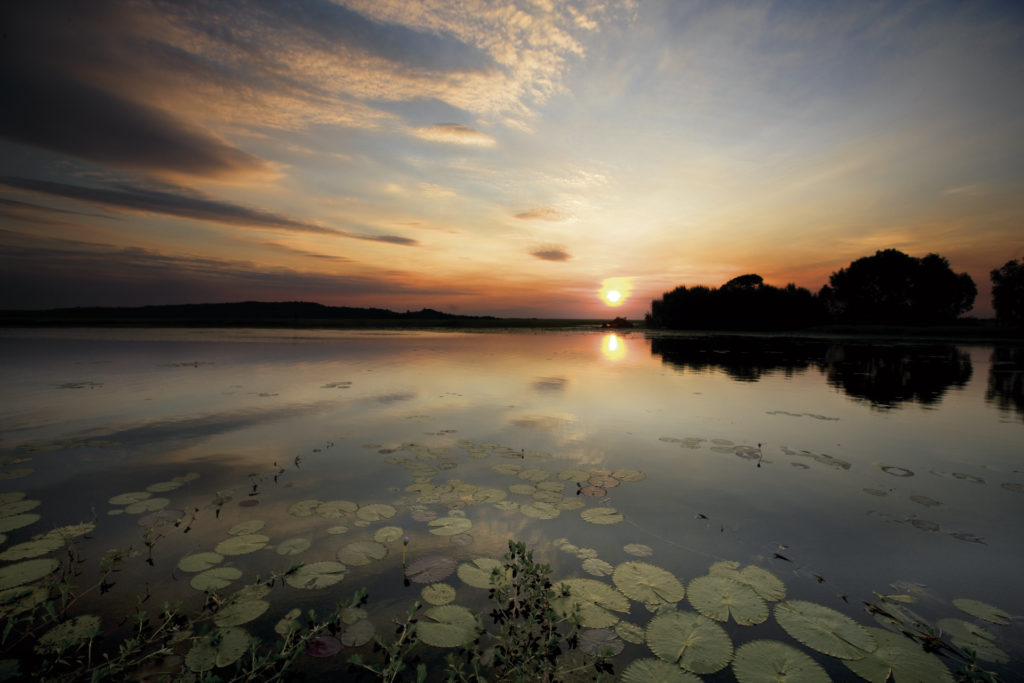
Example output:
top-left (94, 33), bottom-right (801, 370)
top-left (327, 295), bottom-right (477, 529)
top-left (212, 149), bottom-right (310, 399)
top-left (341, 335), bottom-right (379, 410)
top-left (820, 249), bottom-right (975, 325)
top-left (991, 259), bottom-right (1024, 325)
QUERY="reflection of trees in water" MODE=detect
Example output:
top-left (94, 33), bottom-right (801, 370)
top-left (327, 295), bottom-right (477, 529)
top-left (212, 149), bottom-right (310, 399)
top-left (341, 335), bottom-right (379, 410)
top-left (823, 345), bottom-right (972, 407)
top-left (648, 336), bottom-right (974, 407)
top-left (986, 347), bottom-right (1024, 420)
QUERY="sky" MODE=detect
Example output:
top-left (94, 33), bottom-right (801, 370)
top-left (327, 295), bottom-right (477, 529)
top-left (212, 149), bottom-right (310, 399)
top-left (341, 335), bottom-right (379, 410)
top-left (2, 0), bottom-right (1022, 318)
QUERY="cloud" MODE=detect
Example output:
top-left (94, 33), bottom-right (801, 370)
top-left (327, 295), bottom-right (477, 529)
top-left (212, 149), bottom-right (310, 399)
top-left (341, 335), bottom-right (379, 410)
top-left (515, 207), bottom-right (564, 220)
top-left (530, 247), bottom-right (572, 261)
top-left (0, 177), bottom-right (417, 245)
top-left (412, 123), bottom-right (497, 146)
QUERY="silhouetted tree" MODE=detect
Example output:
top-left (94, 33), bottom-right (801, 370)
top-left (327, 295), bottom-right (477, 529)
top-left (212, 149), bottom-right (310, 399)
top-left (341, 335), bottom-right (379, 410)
top-left (819, 249), bottom-right (975, 324)
top-left (990, 259), bottom-right (1024, 325)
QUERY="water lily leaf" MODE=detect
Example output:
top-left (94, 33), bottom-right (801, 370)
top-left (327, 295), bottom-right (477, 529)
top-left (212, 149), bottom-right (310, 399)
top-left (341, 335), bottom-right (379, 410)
top-left (558, 469), bottom-right (591, 481)
top-left (178, 552), bottom-right (224, 573)
top-left (275, 608), bottom-right (302, 636)
top-left (312, 500), bottom-right (355, 518)
top-left (710, 564), bottom-right (786, 602)
top-left (0, 469), bottom-right (32, 480)
top-left (537, 480), bottom-right (565, 492)
top-left (624, 544), bottom-right (653, 557)
top-left (472, 488), bottom-right (507, 502)
top-left (214, 599), bottom-right (269, 627)
top-left (579, 485), bottom-right (606, 497)
top-left (517, 468), bottom-right (551, 482)
top-left (374, 526), bottom-right (404, 543)
top-left (422, 583), bottom-right (456, 605)
top-left (457, 558), bottom-right (504, 588)
top-left (342, 618), bottom-right (375, 647)
top-left (844, 627), bottom-right (953, 683)
top-left (0, 557), bottom-right (59, 590)
top-left (521, 501), bottom-right (560, 519)
top-left (615, 621), bottom-right (646, 645)
top-left (125, 497), bottom-right (170, 514)
top-left (228, 520), bottom-right (265, 535)
top-left (589, 475), bottom-right (621, 489)
top-left (0, 537), bottom-right (64, 561)
top-left (429, 516), bottom-right (472, 536)
top-left (215, 534), bottom-right (269, 556)
top-left (551, 578), bottom-right (630, 628)
top-left (36, 615), bottom-right (101, 653)
top-left (275, 537), bottom-right (311, 556)
top-left (326, 525), bottom-right (349, 535)
top-left (406, 555), bottom-right (458, 583)
top-left (43, 523), bottom-right (95, 540)
top-left (622, 658), bottom-right (701, 682)
top-left (305, 635), bottom-right (342, 658)
top-left (614, 561), bottom-right (686, 604)
top-left (146, 481), bottom-right (183, 493)
top-left (0, 585), bottom-right (47, 617)
top-left (1000, 482), bottom-right (1024, 493)
top-left (0, 499), bottom-right (40, 517)
top-left (288, 499), bottom-right (323, 517)
top-left (774, 600), bottom-right (875, 659)
top-left (185, 627), bottom-right (250, 671)
top-left (190, 567), bottom-right (242, 592)
top-left (417, 605), bottom-right (479, 647)
top-left (0, 514), bottom-right (40, 534)
top-left (645, 610), bottom-right (733, 674)
top-left (583, 558), bottom-right (614, 577)
top-left (493, 500), bottom-right (519, 511)
top-left (581, 507), bottom-right (624, 525)
top-left (493, 463), bottom-right (523, 475)
top-left (910, 495), bottom-right (942, 507)
top-left (231, 583), bottom-right (272, 602)
top-left (612, 469), bottom-right (646, 482)
top-left (732, 639), bottom-right (829, 683)
top-left (108, 491), bottom-right (151, 505)
top-left (952, 598), bottom-right (1010, 625)
top-left (357, 503), bottom-right (397, 522)
top-left (688, 575), bottom-right (767, 625)
top-left (0, 492), bottom-right (26, 504)
top-left (337, 541), bottom-right (387, 566)
top-left (340, 606), bottom-right (368, 625)
top-left (508, 484), bottom-right (537, 495)
top-left (580, 628), bottom-right (624, 656)
top-left (936, 618), bottom-right (1007, 663)
top-left (285, 561), bottom-right (347, 589)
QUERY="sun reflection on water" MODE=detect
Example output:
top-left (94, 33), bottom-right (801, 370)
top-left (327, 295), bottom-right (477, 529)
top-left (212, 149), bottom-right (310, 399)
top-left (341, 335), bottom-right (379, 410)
top-left (600, 333), bottom-right (626, 361)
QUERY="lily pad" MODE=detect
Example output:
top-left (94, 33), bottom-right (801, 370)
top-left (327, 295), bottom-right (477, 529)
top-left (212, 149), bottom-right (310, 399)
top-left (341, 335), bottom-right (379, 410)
top-left (844, 627), bottom-right (953, 683)
top-left (624, 543), bottom-right (653, 557)
top-left (1000, 482), bottom-right (1024, 493)
top-left (288, 499), bottom-right (324, 517)
top-left (228, 520), bottom-right (265, 535)
top-left (582, 558), bottom-right (614, 577)
top-left (614, 561), bottom-right (686, 604)
top-left (774, 600), bottom-right (875, 659)
top-left (422, 583), bottom-right (456, 605)
top-left (357, 503), bottom-right (397, 522)
top-left (275, 537), bottom-right (311, 556)
top-left (622, 658), bottom-right (701, 682)
top-left (936, 618), bottom-right (1007, 663)
top-left (125, 497), bottom-right (170, 514)
top-left (0, 499), bottom-right (40, 517)
top-left (518, 468), bottom-right (551, 482)
top-left (429, 516), bottom-right (473, 536)
top-left (43, 523), bottom-right (95, 540)
top-left (214, 600), bottom-right (270, 627)
top-left (35, 615), bottom-right (102, 653)
top-left (0, 557), bottom-right (59, 590)
top-left (0, 514), bottom-right (40, 534)
top-left (688, 575), bottom-right (767, 625)
top-left (709, 565), bottom-right (786, 602)
top-left (178, 552), bottom-right (224, 573)
top-left (108, 491), bottom-right (151, 505)
top-left (615, 620), bottom-right (646, 645)
top-left (305, 635), bottom-right (342, 658)
top-left (406, 555), bottom-right (458, 584)
top-left (274, 608), bottom-right (302, 636)
top-left (952, 598), bottom-right (1011, 625)
top-left (558, 469), bottom-right (591, 481)
top-left (581, 507), bottom-right (624, 525)
top-left (417, 605), bottom-right (479, 647)
top-left (909, 495), bottom-right (942, 508)
top-left (285, 561), bottom-right (347, 589)
top-left (589, 475), bottom-right (621, 489)
top-left (551, 578), bottom-right (630, 628)
top-left (374, 526), bottom-right (404, 543)
top-left (190, 567), bottom-right (242, 592)
top-left (580, 628), bottom-right (624, 656)
top-left (337, 541), bottom-right (387, 566)
top-left (0, 537), bottom-right (64, 561)
top-left (457, 558), bottom-right (504, 588)
top-left (146, 481), bottom-right (183, 493)
top-left (508, 484), bottom-right (537, 495)
top-left (315, 500), bottom-right (356, 518)
top-left (732, 639), bottom-right (829, 683)
top-left (214, 534), bottom-right (270, 556)
top-left (645, 610), bottom-right (733, 674)
top-left (342, 619), bottom-right (375, 647)
top-left (472, 488), bottom-right (507, 502)
top-left (185, 627), bottom-right (251, 671)
top-left (0, 585), bottom-right (48, 617)
top-left (521, 501), bottom-right (560, 519)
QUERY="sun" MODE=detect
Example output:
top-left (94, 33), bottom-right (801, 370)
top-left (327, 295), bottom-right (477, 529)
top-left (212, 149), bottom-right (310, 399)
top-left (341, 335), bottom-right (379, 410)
top-left (598, 277), bottom-right (631, 307)
top-left (604, 289), bottom-right (622, 304)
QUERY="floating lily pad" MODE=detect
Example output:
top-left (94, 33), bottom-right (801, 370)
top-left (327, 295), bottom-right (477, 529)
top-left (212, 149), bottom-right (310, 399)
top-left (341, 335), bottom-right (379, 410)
top-left (615, 620), bottom-right (646, 645)
top-left (137, 508), bottom-right (185, 527)
top-left (732, 639), bottom-right (828, 683)
top-left (612, 469), bottom-right (646, 482)
top-left (228, 520), bottom-right (265, 535)
top-left (35, 615), bottom-right (102, 653)
top-left (508, 484), bottom-right (537, 495)
top-left (406, 556), bottom-right (458, 584)
top-left (275, 537), bottom-right (311, 556)
top-left (315, 500), bottom-right (356, 518)
top-left (688, 575), bottom-right (767, 625)
top-left (0, 492), bottom-right (26, 504)
top-left (521, 501), bottom-right (560, 519)
top-left (1000, 482), bottom-right (1024, 493)
top-left (645, 610), bottom-right (733, 674)
top-left (374, 526), bottom-right (404, 543)
top-left (232, 583), bottom-right (272, 602)
top-left (518, 468), bottom-right (551, 482)
top-left (178, 552), bottom-right (224, 573)
top-left (125, 497), bottom-right (170, 514)
top-left (774, 600), bottom-right (875, 659)
top-left (580, 628), bottom-right (624, 656)
top-left (185, 627), bottom-right (251, 671)
top-left (493, 463), bottom-right (523, 475)
top-left (0, 514), bottom-right (40, 534)
top-left (0, 499), bottom-right (40, 517)
top-left (457, 558), bottom-right (504, 588)
top-left (337, 541), bottom-right (387, 566)
top-left (551, 578), bottom-right (630, 628)
top-left (417, 605), bottom-right (479, 647)
top-left (190, 567), bottom-right (242, 592)
top-left (936, 618), bottom-right (1006, 663)
top-left (581, 507), bottom-right (624, 525)
top-left (43, 523), bottom-right (95, 540)
top-left (326, 525), bottom-right (349, 535)
top-left (108, 491), bottom-right (151, 505)
top-left (558, 469), bottom-right (591, 481)
top-left (429, 516), bottom-right (473, 536)
top-left (709, 564), bottom-right (786, 602)
top-left (952, 598), bottom-right (1011, 625)
top-left (614, 562), bottom-right (686, 604)
top-left (357, 503), bottom-right (397, 522)
top-left (285, 561), bottom-right (347, 589)
top-left (422, 583), bottom-right (456, 605)
top-left (0, 469), bottom-right (33, 480)
top-left (288, 499), bottom-right (323, 517)
top-left (624, 544), bottom-right (653, 557)
top-left (909, 519), bottom-right (940, 532)
top-left (583, 558), bottom-right (614, 577)
top-left (0, 537), bottom-right (64, 561)
top-left (342, 619), bottom-right (375, 647)
top-left (472, 488), bottom-right (507, 502)
top-left (0, 557), bottom-right (59, 590)
top-left (146, 480), bottom-right (183, 493)
top-left (214, 600), bottom-right (269, 627)
top-left (579, 486), bottom-right (606, 497)
top-left (0, 585), bottom-right (48, 617)
top-left (622, 658), bottom-right (701, 682)
top-left (274, 608), bottom-right (302, 636)
top-left (215, 534), bottom-right (269, 556)
top-left (844, 627), bottom-right (953, 683)
top-left (305, 635), bottom-right (342, 658)
top-left (880, 465), bottom-right (914, 477)
top-left (909, 495), bottom-right (942, 507)
top-left (589, 475), bottom-right (621, 489)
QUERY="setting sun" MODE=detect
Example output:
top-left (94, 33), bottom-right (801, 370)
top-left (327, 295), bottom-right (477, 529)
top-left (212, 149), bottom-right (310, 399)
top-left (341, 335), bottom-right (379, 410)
top-left (598, 277), bottom-right (632, 308)
top-left (605, 289), bottom-right (622, 304)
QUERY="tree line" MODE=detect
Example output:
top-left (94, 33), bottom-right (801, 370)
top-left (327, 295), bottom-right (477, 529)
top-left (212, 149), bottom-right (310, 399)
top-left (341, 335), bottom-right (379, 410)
top-left (646, 249), bottom-right (1024, 330)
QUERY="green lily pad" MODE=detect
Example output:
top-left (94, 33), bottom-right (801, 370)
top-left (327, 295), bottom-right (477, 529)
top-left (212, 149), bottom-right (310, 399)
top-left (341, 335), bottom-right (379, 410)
top-left (645, 610), bottom-right (733, 674)
top-left (622, 658), bottom-right (701, 682)
top-left (108, 491), bottom-right (151, 505)
top-left (185, 627), bottom-right (251, 672)
top-left (518, 468), bottom-right (551, 482)
top-left (0, 514), bottom-right (40, 534)
top-left (520, 501), bottom-right (560, 519)
top-left (407, 555), bottom-right (458, 584)
top-left (615, 620), bottom-right (646, 645)
top-left (558, 469), bottom-right (591, 481)
top-left (583, 558), bottom-right (614, 577)
top-left (614, 561), bottom-right (686, 604)
top-left (0, 492), bottom-right (26, 504)
top-left (732, 639), bottom-right (829, 683)
top-left (416, 605), bottom-right (479, 647)
top-left (315, 500), bottom-right (357, 518)
top-left (429, 516), bottom-right (473, 536)
top-left (214, 534), bottom-right (270, 556)
top-left (551, 578), bottom-right (630, 628)
top-left (508, 484), bottom-right (537, 495)
top-left (936, 618), bottom-right (1007, 663)
top-left (422, 583), bottom-right (456, 605)
top-left (125, 497), bottom-right (170, 514)
top-left (688, 575), bottom-right (768, 625)
top-left (580, 628), bottom-right (624, 656)
top-left (285, 561), bottom-right (347, 589)
top-left (0, 557), bottom-right (59, 590)
top-left (190, 567), bottom-right (242, 592)
top-left (472, 488), bottom-right (507, 502)
top-left (613, 469), bottom-right (646, 482)
top-left (910, 495), bottom-right (942, 508)
top-left (275, 538), bottom-right (311, 556)
top-left (624, 543), bottom-right (653, 557)
top-left (356, 503), bottom-right (396, 522)
top-left (178, 552), bottom-right (224, 573)
top-left (337, 541), bottom-right (387, 566)
top-left (274, 608), bottom-right (302, 636)
top-left (774, 600), bottom-right (875, 659)
top-left (43, 523), bottom-right (95, 540)
top-left (228, 520), bottom-right (265, 535)
top-left (720, 565), bottom-right (786, 602)
top-left (326, 525), bottom-right (349, 534)
top-left (288, 499), bottom-right (324, 517)
top-left (146, 481), bottom-right (184, 493)
top-left (0, 537), bottom-right (64, 561)
top-left (342, 618), bottom-right (375, 647)
top-left (457, 558), bottom-right (504, 588)
top-left (231, 583), bottom-right (272, 602)
top-left (844, 627), bottom-right (953, 683)
top-left (952, 598), bottom-right (1011, 625)
top-left (35, 615), bottom-right (102, 653)
top-left (581, 507), bottom-right (624, 525)
top-left (0, 499), bottom-right (40, 517)
top-left (0, 585), bottom-right (48, 617)
top-left (214, 600), bottom-right (270, 627)
top-left (374, 526), bottom-right (404, 543)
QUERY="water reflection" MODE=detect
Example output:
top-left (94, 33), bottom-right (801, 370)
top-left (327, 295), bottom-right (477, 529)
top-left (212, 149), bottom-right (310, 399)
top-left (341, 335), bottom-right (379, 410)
top-left (600, 333), bottom-right (627, 361)
top-left (987, 347), bottom-right (1024, 420)
top-left (648, 336), bottom-right (827, 382)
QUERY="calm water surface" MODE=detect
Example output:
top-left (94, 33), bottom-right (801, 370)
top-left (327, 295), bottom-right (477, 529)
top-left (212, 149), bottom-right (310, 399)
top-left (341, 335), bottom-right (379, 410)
top-left (1, 328), bottom-right (1022, 679)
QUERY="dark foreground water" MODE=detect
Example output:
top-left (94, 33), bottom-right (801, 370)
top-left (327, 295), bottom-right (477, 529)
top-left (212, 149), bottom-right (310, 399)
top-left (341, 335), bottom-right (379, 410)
top-left (1, 328), bottom-right (1022, 680)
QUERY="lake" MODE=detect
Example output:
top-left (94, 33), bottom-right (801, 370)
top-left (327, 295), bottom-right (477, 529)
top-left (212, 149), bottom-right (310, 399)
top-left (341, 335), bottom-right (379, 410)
top-left (1, 327), bottom-right (1022, 681)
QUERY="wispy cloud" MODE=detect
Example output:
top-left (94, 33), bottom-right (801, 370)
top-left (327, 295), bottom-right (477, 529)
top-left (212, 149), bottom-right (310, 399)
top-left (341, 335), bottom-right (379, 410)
top-left (530, 247), bottom-right (572, 262)
top-left (412, 124), bottom-right (497, 146)
top-left (515, 207), bottom-right (564, 221)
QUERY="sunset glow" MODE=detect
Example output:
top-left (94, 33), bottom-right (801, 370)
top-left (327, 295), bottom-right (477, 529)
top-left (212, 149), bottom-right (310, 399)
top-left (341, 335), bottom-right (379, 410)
top-left (2, 1), bottom-right (1022, 317)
